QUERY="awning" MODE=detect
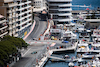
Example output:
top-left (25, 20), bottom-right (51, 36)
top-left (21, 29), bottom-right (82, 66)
top-left (50, 43), bottom-right (56, 47)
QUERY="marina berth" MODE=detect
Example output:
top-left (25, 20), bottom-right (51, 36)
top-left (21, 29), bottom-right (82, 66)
top-left (82, 52), bottom-right (100, 59)
top-left (77, 40), bottom-right (89, 53)
top-left (92, 29), bottom-right (100, 38)
top-left (63, 29), bottom-right (77, 40)
top-left (88, 38), bottom-right (100, 52)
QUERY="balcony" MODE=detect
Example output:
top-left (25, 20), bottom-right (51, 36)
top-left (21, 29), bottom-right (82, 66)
top-left (25, 1), bottom-right (31, 4)
top-left (12, 9), bottom-right (15, 12)
top-left (16, 8), bottom-right (18, 11)
top-left (19, 14), bottom-right (31, 21)
top-left (0, 31), bottom-right (8, 38)
top-left (19, 18), bottom-right (31, 26)
top-left (13, 15), bottom-right (16, 18)
top-left (18, 3), bottom-right (25, 6)
top-left (0, 26), bottom-right (7, 30)
top-left (16, 13), bottom-right (18, 16)
top-left (7, 10), bottom-right (12, 13)
top-left (16, 23), bottom-right (18, 27)
top-left (9, 32), bottom-right (12, 36)
top-left (8, 21), bottom-right (12, 24)
top-left (16, 19), bottom-right (19, 21)
top-left (13, 20), bottom-right (16, 23)
top-left (19, 10), bottom-right (31, 16)
top-left (9, 26), bottom-right (12, 30)
top-left (0, 20), bottom-right (6, 24)
top-left (25, 14), bottom-right (31, 18)
top-left (16, 28), bottom-right (18, 32)
top-left (14, 33), bottom-right (18, 37)
top-left (25, 6), bottom-right (31, 9)
top-left (13, 30), bottom-right (16, 34)
top-left (18, 7), bottom-right (25, 11)
top-left (4, 3), bottom-right (18, 7)
top-left (8, 16), bottom-right (12, 19)
top-left (9, 14), bottom-right (12, 17)
top-left (13, 25), bottom-right (16, 28)
top-left (18, 5), bottom-right (31, 11)
top-left (19, 23), bottom-right (31, 31)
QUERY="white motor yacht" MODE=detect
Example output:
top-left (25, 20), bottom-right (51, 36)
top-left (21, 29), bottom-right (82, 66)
top-left (77, 40), bottom-right (89, 53)
top-left (68, 62), bottom-right (74, 67)
top-left (92, 29), bottom-right (100, 38)
top-left (89, 38), bottom-right (100, 52)
top-left (82, 52), bottom-right (100, 59)
top-left (63, 29), bottom-right (77, 39)
top-left (91, 58), bottom-right (100, 67)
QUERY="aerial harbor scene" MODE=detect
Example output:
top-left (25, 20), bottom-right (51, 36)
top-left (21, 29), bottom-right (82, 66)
top-left (0, 0), bottom-right (100, 67)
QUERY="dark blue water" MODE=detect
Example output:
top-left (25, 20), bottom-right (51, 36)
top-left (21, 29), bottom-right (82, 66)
top-left (72, 0), bottom-right (100, 10)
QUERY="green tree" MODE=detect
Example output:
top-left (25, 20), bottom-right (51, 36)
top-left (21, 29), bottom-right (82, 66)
top-left (0, 41), bottom-right (17, 55)
top-left (1, 36), bottom-right (29, 49)
top-left (0, 60), bottom-right (4, 67)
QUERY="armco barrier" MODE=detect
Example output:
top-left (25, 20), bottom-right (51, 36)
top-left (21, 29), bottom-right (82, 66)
top-left (23, 20), bottom-right (36, 40)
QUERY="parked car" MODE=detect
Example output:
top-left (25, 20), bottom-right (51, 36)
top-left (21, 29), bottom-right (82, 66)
top-left (31, 51), bottom-right (37, 54)
top-left (62, 40), bottom-right (69, 43)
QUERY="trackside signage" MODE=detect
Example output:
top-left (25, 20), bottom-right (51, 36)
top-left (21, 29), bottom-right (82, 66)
top-left (50, 29), bottom-right (61, 33)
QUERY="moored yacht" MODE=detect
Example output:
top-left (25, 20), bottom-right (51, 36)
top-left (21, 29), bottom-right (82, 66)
top-left (77, 40), bottom-right (89, 53)
top-left (89, 38), bottom-right (100, 53)
top-left (63, 29), bottom-right (77, 41)
top-left (92, 29), bottom-right (100, 38)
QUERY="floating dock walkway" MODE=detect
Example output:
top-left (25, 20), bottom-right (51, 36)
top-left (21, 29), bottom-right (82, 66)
top-left (47, 55), bottom-right (78, 62)
top-left (51, 42), bottom-right (78, 52)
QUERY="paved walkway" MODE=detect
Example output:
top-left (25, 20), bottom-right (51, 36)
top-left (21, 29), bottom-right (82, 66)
top-left (35, 56), bottom-right (48, 67)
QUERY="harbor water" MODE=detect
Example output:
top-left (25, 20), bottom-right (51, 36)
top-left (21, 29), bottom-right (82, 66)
top-left (44, 51), bottom-right (77, 67)
top-left (72, 0), bottom-right (100, 10)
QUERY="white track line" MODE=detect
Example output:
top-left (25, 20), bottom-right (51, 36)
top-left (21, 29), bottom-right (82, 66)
top-left (22, 48), bottom-right (31, 57)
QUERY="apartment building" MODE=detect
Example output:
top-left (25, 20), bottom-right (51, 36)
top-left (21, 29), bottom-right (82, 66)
top-left (0, 0), bottom-right (32, 38)
top-left (79, 10), bottom-right (100, 29)
top-left (0, 15), bottom-right (8, 39)
top-left (32, 0), bottom-right (47, 12)
top-left (47, 0), bottom-right (72, 25)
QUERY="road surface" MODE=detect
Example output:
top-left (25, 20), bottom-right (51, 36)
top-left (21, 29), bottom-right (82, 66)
top-left (25, 17), bottom-right (47, 42)
top-left (12, 16), bottom-right (47, 67)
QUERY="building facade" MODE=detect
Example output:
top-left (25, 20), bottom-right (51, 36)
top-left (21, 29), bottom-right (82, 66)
top-left (0, 15), bottom-right (8, 39)
top-left (47, 0), bottom-right (72, 25)
top-left (0, 0), bottom-right (32, 38)
top-left (32, 0), bottom-right (47, 12)
top-left (80, 10), bottom-right (100, 29)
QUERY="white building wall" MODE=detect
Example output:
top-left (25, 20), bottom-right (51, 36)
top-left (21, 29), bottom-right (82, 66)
top-left (47, 0), bottom-right (72, 24)
top-left (33, 0), bottom-right (47, 12)
top-left (1, 0), bottom-right (32, 38)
